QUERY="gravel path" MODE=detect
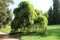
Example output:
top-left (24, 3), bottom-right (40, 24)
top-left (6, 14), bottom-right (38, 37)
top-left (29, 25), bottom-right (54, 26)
top-left (0, 32), bottom-right (19, 40)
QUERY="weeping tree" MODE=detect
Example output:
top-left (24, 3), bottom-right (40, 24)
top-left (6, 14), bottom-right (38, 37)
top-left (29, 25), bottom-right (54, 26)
top-left (0, 0), bottom-right (13, 28)
top-left (11, 1), bottom-right (37, 33)
top-left (11, 1), bottom-right (48, 34)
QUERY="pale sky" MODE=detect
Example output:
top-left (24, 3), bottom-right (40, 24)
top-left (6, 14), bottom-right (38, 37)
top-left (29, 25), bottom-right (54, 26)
top-left (9, 0), bottom-right (53, 13)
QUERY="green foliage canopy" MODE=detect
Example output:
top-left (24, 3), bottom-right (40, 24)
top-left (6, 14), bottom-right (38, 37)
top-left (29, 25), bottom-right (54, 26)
top-left (53, 0), bottom-right (60, 24)
top-left (0, 0), bottom-right (13, 28)
top-left (11, 1), bottom-right (48, 34)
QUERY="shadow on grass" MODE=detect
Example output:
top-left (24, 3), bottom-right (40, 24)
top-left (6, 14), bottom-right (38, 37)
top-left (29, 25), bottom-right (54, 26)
top-left (21, 28), bottom-right (60, 37)
top-left (47, 29), bottom-right (60, 35)
top-left (22, 32), bottom-right (46, 36)
top-left (10, 28), bottom-right (60, 38)
top-left (10, 32), bottom-right (47, 37)
top-left (47, 29), bottom-right (60, 38)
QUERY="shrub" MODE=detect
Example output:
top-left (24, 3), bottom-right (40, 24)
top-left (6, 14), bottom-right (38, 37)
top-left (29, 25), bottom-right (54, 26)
top-left (34, 16), bottom-right (48, 34)
top-left (11, 1), bottom-right (48, 35)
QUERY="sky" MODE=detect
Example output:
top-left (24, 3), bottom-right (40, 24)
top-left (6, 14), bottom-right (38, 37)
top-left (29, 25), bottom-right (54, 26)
top-left (9, 0), bottom-right (53, 13)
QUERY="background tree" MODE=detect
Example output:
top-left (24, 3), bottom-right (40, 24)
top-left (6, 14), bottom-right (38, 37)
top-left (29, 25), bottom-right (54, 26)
top-left (48, 7), bottom-right (53, 25)
top-left (47, 0), bottom-right (60, 25)
top-left (0, 0), bottom-right (13, 28)
top-left (53, 0), bottom-right (60, 24)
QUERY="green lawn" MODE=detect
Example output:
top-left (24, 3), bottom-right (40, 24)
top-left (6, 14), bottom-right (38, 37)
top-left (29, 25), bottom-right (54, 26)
top-left (0, 25), bottom-right (60, 40)
top-left (21, 25), bottom-right (60, 40)
top-left (0, 25), bottom-right (11, 33)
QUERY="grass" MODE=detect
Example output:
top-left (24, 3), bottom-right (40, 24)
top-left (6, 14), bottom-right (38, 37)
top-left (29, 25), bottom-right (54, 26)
top-left (21, 25), bottom-right (60, 40)
top-left (0, 25), bottom-right (60, 40)
top-left (0, 25), bottom-right (11, 33)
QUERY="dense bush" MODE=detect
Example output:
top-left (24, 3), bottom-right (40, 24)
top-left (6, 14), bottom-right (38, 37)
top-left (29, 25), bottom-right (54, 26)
top-left (11, 1), bottom-right (48, 34)
top-left (34, 16), bottom-right (48, 33)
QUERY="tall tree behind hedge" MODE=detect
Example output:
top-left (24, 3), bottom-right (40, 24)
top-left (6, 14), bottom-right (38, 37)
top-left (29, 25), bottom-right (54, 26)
top-left (53, 0), bottom-right (60, 24)
top-left (48, 7), bottom-right (53, 25)
top-left (0, 0), bottom-right (13, 28)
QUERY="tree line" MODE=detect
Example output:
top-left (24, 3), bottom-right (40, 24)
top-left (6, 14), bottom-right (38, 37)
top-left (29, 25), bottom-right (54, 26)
top-left (44, 0), bottom-right (60, 25)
